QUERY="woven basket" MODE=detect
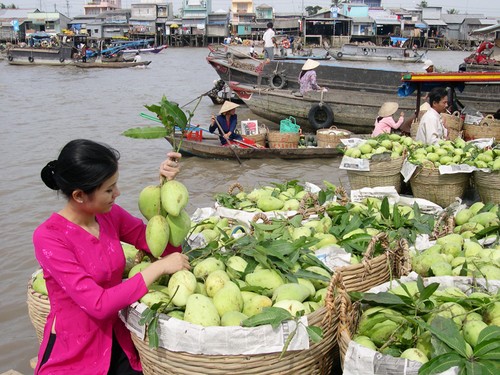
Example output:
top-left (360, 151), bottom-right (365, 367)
top-left (463, 122), bottom-right (500, 141)
top-left (479, 114), bottom-right (500, 127)
top-left (336, 232), bottom-right (411, 293)
top-left (346, 155), bottom-right (404, 193)
top-left (474, 170), bottom-right (500, 204)
top-left (27, 277), bottom-right (50, 343)
top-left (245, 133), bottom-right (266, 147)
top-left (316, 127), bottom-right (352, 148)
top-left (410, 166), bottom-right (470, 208)
top-left (131, 283), bottom-right (343, 375)
top-left (267, 131), bottom-right (300, 149)
top-left (410, 119), bottom-right (419, 140)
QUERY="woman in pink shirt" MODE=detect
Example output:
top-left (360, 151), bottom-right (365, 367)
top-left (33, 139), bottom-right (191, 374)
top-left (372, 102), bottom-right (405, 137)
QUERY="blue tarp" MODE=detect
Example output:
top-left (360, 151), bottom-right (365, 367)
top-left (415, 23), bottom-right (427, 29)
top-left (398, 81), bottom-right (465, 97)
top-left (390, 37), bottom-right (408, 43)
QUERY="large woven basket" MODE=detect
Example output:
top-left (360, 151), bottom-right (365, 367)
top-left (479, 114), bottom-right (500, 127)
top-left (245, 133), bottom-right (266, 147)
top-left (463, 121), bottom-right (500, 141)
top-left (441, 111), bottom-right (463, 140)
top-left (267, 131), bottom-right (300, 149)
top-left (131, 280), bottom-right (343, 375)
top-left (346, 155), bottom-right (405, 193)
top-left (336, 232), bottom-right (411, 293)
top-left (410, 166), bottom-right (470, 208)
top-left (316, 126), bottom-right (352, 148)
top-left (474, 170), bottom-right (500, 204)
top-left (27, 277), bottom-right (50, 343)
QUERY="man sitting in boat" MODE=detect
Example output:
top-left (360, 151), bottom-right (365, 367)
top-left (133, 52), bottom-right (142, 63)
top-left (415, 87), bottom-right (449, 145)
top-left (372, 102), bottom-right (405, 137)
top-left (422, 59), bottom-right (435, 73)
top-left (298, 59), bottom-right (324, 95)
top-left (209, 101), bottom-right (243, 146)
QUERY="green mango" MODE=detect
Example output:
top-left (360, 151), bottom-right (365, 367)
top-left (272, 283), bottom-right (310, 303)
top-left (166, 209), bottom-right (191, 247)
top-left (161, 180), bottom-right (189, 217)
top-left (220, 311), bottom-right (248, 326)
top-left (184, 294), bottom-right (220, 327)
top-left (193, 257), bottom-right (225, 280)
top-left (167, 270), bottom-right (197, 307)
top-left (138, 185), bottom-right (161, 220)
top-left (256, 196), bottom-right (284, 212)
top-left (213, 281), bottom-right (243, 316)
top-left (205, 269), bottom-right (230, 297)
top-left (241, 291), bottom-right (272, 317)
top-left (32, 272), bottom-right (48, 295)
top-left (245, 269), bottom-right (284, 293)
top-left (146, 215), bottom-right (170, 258)
top-left (273, 299), bottom-right (306, 316)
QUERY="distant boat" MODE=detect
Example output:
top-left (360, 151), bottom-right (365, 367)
top-left (121, 45), bottom-right (168, 54)
top-left (333, 44), bottom-right (425, 63)
top-left (74, 60), bottom-right (151, 69)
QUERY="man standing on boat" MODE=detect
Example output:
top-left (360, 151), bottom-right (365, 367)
top-left (415, 87), bottom-right (449, 145)
top-left (263, 22), bottom-right (277, 60)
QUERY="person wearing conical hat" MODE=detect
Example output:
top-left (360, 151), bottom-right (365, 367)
top-left (209, 101), bottom-right (243, 146)
top-left (298, 59), bottom-right (323, 95)
top-left (372, 102), bottom-right (405, 137)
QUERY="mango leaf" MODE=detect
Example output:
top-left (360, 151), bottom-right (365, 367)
top-left (392, 203), bottom-right (403, 228)
top-left (431, 334), bottom-right (454, 357)
top-left (415, 316), bottom-right (467, 357)
top-left (473, 339), bottom-right (500, 360)
top-left (418, 352), bottom-right (465, 375)
top-left (147, 316), bottom-right (159, 349)
top-left (358, 291), bottom-right (407, 306)
top-left (294, 268), bottom-right (331, 282)
top-left (306, 325), bottom-right (323, 343)
top-left (380, 196), bottom-right (390, 219)
top-left (242, 307), bottom-right (292, 329)
top-left (475, 360), bottom-right (500, 374)
top-left (477, 325), bottom-right (500, 346)
top-left (122, 126), bottom-right (168, 139)
top-left (417, 282), bottom-right (440, 302)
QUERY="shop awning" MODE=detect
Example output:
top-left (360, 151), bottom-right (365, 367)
top-left (415, 23), bottom-right (427, 29)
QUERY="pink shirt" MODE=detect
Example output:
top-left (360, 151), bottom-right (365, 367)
top-left (299, 70), bottom-right (320, 94)
top-left (372, 115), bottom-right (404, 137)
top-left (33, 204), bottom-right (180, 374)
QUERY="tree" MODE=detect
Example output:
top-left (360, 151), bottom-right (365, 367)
top-left (447, 8), bottom-right (459, 14)
top-left (305, 5), bottom-right (322, 16)
top-left (418, 1), bottom-right (428, 8)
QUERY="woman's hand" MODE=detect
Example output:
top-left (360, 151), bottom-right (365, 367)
top-left (210, 115), bottom-right (215, 124)
top-left (158, 252), bottom-right (191, 274)
top-left (400, 112), bottom-right (405, 117)
top-left (160, 152), bottom-right (181, 181)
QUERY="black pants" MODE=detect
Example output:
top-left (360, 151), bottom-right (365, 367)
top-left (39, 333), bottom-right (142, 375)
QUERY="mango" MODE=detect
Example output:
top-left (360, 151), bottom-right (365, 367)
top-left (484, 302), bottom-right (500, 325)
top-left (455, 208), bottom-right (473, 226)
top-left (140, 291), bottom-right (171, 307)
top-left (469, 202), bottom-right (485, 215)
top-left (166, 209), bottom-right (191, 247)
top-left (138, 185), bottom-right (161, 220)
top-left (221, 311), bottom-right (248, 326)
top-left (167, 310), bottom-right (185, 320)
top-left (305, 266), bottom-right (331, 290)
top-left (313, 287), bottom-right (327, 306)
top-left (195, 282), bottom-right (207, 296)
top-left (245, 269), bottom-right (284, 293)
top-left (463, 320), bottom-right (488, 347)
top-left (241, 291), bottom-right (272, 317)
top-left (353, 335), bottom-right (377, 350)
top-left (256, 196), bottom-right (284, 212)
top-left (416, 331), bottom-right (432, 359)
top-left (282, 198), bottom-right (300, 211)
top-left (205, 269), bottom-right (230, 297)
top-left (167, 270), bottom-right (197, 307)
top-left (128, 261), bottom-right (150, 279)
top-left (463, 240), bottom-right (483, 258)
top-left (400, 348), bottom-right (429, 363)
top-left (32, 273), bottom-right (48, 295)
top-left (303, 301), bottom-right (321, 314)
top-left (247, 188), bottom-right (273, 202)
top-left (272, 283), bottom-right (310, 303)
top-left (193, 257), bottom-right (225, 280)
top-left (478, 265), bottom-right (500, 280)
top-left (369, 320), bottom-right (399, 346)
top-left (436, 233), bottom-right (464, 247)
top-left (161, 180), bottom-right (189, 217)
top-left (184, 294), bottom-right (220, 327)
top-left (431, 262), bottom-right (453, 276)
top-left (146, 215), bottom-right (170, 258)
top-left (297, 278), bottom-right (316, 297)
top-left (469, 212), bottom-right (499, 228)
top-left (273, 299), bottom-right (306, 316)
top-left (226, 256), bottom-right (248, 279)
top-left (213, 281), bottom-right (244, 316)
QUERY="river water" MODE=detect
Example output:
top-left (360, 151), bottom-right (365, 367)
top-left (0, 47), bottom-right (470, 373)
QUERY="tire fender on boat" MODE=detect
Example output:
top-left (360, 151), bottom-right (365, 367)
top-left (270, 73), bottom-right (287, 89)
top-left (28, 56), bottom-right (34, 63)
top-left (59, 57), bottom-right (65, 63)
top-left (363, 49), bottom-right (369, 56)
top-left (387, 56), bottom-right (392, 61)
top-left (8, 55), bottom-right (13, 61)
top-left (308, 104), bottom-right (334, 129)
top-left (337, 52), bottom-right (343, 58)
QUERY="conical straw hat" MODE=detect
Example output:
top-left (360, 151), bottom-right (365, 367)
top-left (301, 59), bottom-right (320, 71)
top-left (378, 102), bottom-right (399, 117)
top-left (219, 101), bottom-right (240, 114)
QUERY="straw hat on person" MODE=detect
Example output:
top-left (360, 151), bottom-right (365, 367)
top-left (422, 59), bottom-right (434, 71)
top-left (302, 59), bottom-right (320, 71)
top-left (219, 101), bottom-right (240, 114)
top-left (378, 102), bottom-right (399, 117)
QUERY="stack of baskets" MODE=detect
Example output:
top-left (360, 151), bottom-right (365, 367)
top-left (346, 155), bottom-right (405, 193)
top-left (316, 126), bottom-right (352, 148)
top-left (463, 114), bottom-right (500, 141)
top-left (410, 166), bottom-right (470, 208)
top-left (27, 277), bottom-right (50, 343)
top-left (474, 170), bottom-right (500, 204)
top-left (441, 111), bottom-right (463, 140)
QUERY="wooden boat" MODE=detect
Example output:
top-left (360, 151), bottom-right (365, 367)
top-left (207, 54), bottom-right (500, 115)
top-left (165, 135), bottom-right (343, 160)
top-left (74, 60), bottom-right (151, 68)
top-left (121, 45), bottom-right (167, 54)
top-left (333, 44), bottom-right (425, 63)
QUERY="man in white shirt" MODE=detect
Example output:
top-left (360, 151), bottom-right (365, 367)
top-left (262, 22), bottom-right (276, 60)
top-left (133, 52), bottom-right (142, 63)
top-left (415, 87), bottom-right (449, 145)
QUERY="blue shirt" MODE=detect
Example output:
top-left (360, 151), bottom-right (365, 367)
top-left (209, 114), bottom-right (242, 145)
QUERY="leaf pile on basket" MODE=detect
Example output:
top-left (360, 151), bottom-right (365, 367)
top-left (338, 274), bottom-right (500, 375)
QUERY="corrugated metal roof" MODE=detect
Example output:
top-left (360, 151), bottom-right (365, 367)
top-left (423, 19), bottom-right (447, 26)
top-left (479, 19), bottom-right (497, 25)
top-left (351, 17), bottom-right (373, 23)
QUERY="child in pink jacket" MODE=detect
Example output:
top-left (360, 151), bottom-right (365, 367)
top-left (372, 102), bottom-right (405, 137)
top-left (33, 139), bottom-right (191, 375)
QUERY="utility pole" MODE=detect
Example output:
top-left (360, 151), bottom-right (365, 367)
top-left (66, 0), bottom-right (70, 17)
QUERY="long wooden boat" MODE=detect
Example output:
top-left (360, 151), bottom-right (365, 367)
top-left (333, 44), bottom-right (425, 63)
top-left (74, 60), bottom-right (151, 68)
top-left (121, 45), bottom-right (167, 54)
top-left (207, 54), bottom-right (500, 115)
top-left (166, 135), bottom-right (343, 160)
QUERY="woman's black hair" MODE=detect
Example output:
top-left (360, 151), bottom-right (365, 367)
top-left (41, 139), bottom-right (120, 198)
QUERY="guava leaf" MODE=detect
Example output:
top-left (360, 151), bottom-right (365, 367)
top-left (418, 352), bottom-right (465, 375)
top-left (242, 307), bottom-right (292, 329)
top-left (358, 291), bottom-right (406, 305)
top-left (122, 126), bottom-right (168, 139)
top-left (306, 325), bottom-right (323, 343)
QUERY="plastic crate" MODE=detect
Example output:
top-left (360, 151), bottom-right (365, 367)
top-left (279, 116), bottom-right (300, 133)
